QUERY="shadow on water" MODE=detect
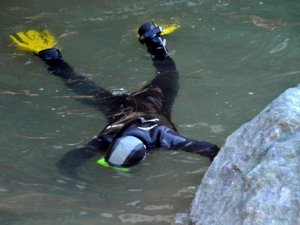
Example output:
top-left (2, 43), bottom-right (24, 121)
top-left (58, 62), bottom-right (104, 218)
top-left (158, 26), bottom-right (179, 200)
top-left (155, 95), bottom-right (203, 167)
top-left (1, 0), bottom-right (300, 224)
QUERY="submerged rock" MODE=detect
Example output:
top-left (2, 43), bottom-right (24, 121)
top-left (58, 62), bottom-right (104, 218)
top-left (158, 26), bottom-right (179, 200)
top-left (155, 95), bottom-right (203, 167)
top-left (180, 85), bottom-right (300, 225)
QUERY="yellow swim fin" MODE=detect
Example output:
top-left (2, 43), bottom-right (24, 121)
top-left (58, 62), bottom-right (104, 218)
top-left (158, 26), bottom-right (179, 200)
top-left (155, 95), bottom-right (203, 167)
top-left (135, 23), bottom-right (180, 38)
top-left (9, 29), bottom-right (56, 54)
top-left (158, 23), bottom-right (180, 36)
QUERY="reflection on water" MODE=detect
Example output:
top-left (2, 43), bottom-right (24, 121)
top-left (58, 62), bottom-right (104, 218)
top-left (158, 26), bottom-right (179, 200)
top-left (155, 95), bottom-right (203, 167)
top-left (1, 0), bottom-right (299, 224)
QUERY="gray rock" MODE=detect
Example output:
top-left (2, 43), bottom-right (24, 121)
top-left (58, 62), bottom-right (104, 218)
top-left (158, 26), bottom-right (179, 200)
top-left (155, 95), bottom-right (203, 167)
top-left (185, 85), bottom-right (300, 225)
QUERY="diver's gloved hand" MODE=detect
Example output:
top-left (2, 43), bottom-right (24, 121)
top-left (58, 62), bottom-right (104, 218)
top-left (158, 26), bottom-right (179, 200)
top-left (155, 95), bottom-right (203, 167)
top-left (9, 29), bottom-right (61, 60)
top-left (138, 22), bottom-right (169, 60)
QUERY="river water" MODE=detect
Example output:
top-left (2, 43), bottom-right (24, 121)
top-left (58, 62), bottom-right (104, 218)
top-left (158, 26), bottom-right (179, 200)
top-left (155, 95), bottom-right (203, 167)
top-left (0, 0), bottom-right (299, 224)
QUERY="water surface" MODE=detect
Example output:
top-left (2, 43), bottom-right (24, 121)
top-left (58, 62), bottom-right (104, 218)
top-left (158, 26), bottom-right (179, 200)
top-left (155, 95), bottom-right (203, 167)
top-left (1, 0), bottom-right (299, 224)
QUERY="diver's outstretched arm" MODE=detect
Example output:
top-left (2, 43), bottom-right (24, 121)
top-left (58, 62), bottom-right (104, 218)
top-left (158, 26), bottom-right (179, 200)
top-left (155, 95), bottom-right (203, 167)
top-left (56, 137), bottom-right (108, 177)
top-left (157, 126), bottom-right (220, 161)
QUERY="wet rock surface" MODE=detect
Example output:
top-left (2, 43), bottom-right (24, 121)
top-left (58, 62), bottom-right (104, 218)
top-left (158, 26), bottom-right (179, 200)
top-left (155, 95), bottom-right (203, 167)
top-left (176, 85), bottom-right (300, 225)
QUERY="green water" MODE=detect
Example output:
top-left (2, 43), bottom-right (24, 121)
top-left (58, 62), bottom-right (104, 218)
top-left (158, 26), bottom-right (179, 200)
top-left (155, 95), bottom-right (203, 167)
top-left (0, 0), bottom-right (299, 224)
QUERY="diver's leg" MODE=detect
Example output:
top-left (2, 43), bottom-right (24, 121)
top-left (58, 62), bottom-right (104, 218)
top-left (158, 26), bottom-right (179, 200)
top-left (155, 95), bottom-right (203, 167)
top-left (39, 49), bottom-right (123, 121)
top-left (145, 58), bottom-right (179, 119)
top-left (138, 22), bottom-right (179, 119)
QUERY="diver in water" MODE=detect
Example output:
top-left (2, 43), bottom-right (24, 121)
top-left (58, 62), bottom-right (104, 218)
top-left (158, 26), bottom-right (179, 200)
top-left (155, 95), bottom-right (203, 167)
top-left (10, 22), bottom-right (220, 174)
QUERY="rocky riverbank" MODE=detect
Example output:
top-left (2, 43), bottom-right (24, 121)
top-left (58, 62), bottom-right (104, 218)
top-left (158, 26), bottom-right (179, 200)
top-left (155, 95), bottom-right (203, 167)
top-left (175, 85), bottom-right (300, 225)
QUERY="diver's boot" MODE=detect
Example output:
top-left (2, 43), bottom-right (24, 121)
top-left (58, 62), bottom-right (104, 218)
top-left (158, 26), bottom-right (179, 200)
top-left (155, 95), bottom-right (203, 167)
top-left (138, 22), bottom-right (169, 60)
top-left (9, 29), bottom-right (61, 61)
top-left (39, 48), bottom-right (62, 60)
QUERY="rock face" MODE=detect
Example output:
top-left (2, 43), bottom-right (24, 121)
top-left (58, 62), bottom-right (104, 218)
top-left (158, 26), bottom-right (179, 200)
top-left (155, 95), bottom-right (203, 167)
top-left (186, 85), bottom-right (300, 225)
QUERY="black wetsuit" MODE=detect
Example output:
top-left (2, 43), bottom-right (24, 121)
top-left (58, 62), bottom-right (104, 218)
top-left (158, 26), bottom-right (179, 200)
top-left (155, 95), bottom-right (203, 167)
top-left (38, 45), bottom-right (219, 175)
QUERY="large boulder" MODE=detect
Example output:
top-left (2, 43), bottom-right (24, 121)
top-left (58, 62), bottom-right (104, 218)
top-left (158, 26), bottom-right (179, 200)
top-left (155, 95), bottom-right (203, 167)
top-left (179, 85), bottom-right (300, 225)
